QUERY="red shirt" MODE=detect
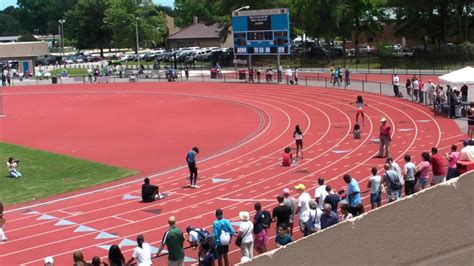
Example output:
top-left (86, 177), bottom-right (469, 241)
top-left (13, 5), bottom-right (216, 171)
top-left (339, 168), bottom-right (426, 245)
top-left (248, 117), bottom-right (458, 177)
top-left (282, 152), bottom-right (291, 166)
top-left (431, 154), bottom-right (446, 176)
top-left (380, 124), bottom-right (391, 137)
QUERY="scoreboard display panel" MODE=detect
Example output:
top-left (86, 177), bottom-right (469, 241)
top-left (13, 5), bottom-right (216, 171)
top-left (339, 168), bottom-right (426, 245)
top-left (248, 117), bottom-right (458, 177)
top-left (232, 8), bottom-right (290, 55)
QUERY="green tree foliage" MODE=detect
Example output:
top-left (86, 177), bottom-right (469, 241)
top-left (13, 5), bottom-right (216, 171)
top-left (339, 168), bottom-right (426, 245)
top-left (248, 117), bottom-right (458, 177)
top-left (0, 13), bottom-right (21, 35)
top-left (65, 0), bottom-right (112, 56)
top-left (105, 0), bottom-right (167, 51)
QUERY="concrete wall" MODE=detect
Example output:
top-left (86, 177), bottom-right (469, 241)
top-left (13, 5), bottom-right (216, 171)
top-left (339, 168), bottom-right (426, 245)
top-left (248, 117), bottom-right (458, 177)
top-left (243, 172), bottom-right (474, 265)
top-left (0, 42), bottom-right (48, 58)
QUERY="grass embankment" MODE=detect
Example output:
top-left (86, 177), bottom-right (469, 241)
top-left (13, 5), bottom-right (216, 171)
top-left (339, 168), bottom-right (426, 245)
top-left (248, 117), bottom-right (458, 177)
top-left (0, 142), bottom-right (138, 205)
top-left (50, 68), bottom-right (88, 77)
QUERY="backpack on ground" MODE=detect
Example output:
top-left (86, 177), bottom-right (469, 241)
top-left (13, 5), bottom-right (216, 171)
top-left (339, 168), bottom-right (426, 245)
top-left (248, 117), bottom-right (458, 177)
top-left (262, 210), bottom-right (272, 229)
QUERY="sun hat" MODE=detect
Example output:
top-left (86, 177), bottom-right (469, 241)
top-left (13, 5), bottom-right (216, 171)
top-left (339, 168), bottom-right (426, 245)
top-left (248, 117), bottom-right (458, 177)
top-left (380, 117), bottom-right (387, 122)
top-left (239, 211), bottom-right (250, 221)
top-left (294, 184), bottom-right (306, 190)
top-left (44, 256), bottom-right (54, 265)
top-left (283, 188), bottom-right (290, 195)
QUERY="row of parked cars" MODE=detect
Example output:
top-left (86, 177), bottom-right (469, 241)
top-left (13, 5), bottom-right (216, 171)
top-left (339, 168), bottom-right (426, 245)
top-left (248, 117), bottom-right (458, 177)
top-left (293, 42), bottom-right (415, 58)
top-left (117, 47), bottom-right (235, 65)
top-left (36, 53), bottom-right (102, 66)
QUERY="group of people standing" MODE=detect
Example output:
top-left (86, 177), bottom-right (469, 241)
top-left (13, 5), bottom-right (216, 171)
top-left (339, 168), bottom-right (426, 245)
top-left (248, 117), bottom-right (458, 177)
top-left (330, 66), bottom-right (351, 87)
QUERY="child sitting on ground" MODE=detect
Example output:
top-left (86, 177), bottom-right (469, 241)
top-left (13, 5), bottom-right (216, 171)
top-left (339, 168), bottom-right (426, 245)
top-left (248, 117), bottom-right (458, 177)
top-left (353, 124), bottom-right (361, 139)
top-left (282, 147), bottom-right (293, 166)
top-left (275, 223), bottom-right (292, 247)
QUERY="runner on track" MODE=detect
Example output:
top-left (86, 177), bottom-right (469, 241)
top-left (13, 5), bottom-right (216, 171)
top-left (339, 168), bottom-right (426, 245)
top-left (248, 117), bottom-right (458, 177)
top-left (350, 96), bottom-right (368, 126)
top-left (293, 125), bottom-right (304, 159)
top-left (186, 147), bottom-right (200, 188)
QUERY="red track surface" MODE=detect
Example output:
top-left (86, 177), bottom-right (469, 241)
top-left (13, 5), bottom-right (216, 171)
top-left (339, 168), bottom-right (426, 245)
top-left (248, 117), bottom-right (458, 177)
top-left (0, 81), bottom-right (463, 265)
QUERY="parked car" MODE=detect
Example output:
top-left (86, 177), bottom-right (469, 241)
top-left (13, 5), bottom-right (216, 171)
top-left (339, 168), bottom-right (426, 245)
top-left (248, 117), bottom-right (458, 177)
top-left (306, 47), bottom-right (329, 58)
top-left (393, 47), bottom-right (414, 58)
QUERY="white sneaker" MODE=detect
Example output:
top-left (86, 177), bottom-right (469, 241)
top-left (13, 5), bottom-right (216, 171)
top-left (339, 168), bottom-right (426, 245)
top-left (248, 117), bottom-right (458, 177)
top-left (193, 185), bottom-right (200, 188)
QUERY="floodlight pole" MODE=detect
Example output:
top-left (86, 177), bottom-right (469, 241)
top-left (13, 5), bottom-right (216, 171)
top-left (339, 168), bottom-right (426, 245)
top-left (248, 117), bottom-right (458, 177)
top-left (232, 6), bottom-right (250, 71)
top-left (135, 17), bottom-right (140, 66)
top-left (58, 19), bottom-right (66, 57)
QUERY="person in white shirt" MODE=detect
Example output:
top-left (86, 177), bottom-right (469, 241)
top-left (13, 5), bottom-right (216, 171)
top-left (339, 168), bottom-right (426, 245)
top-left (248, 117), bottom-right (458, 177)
top-left (403, 154), bottom-right (417, 195)
top-left (126, 235), bottom-right (152, 266)
top-left (427, 80), bottom-right (436, 105)
top-left (285, 67), bottom-right (293, 84)
top-left (314, 177), bottom-right (328, 210)
top-left (237, 211), bottom-right (254, 259)
top-left (386, 157), bottom-right (404, 188)
top-left (294, 184), bottom-right (311, 234)
top-left (392, 74), bottom-right (400, 97)
top-left (6, 157), bottom-right (21, 178)
top-left (367, 167), bottom-right (382, 209)
top-left (461, 140), bottom-right (474, 161)
top-left (412, 78), bottom-right (419, 101)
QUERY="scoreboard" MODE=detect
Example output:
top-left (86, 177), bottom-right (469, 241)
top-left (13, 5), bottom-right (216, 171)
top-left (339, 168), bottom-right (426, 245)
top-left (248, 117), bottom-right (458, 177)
top-left (232, 8), bottom-right (290, 55)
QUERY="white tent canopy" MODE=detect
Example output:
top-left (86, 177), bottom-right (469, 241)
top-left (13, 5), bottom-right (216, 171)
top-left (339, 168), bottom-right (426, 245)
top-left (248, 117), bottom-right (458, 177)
top-left (439, 66), bottom-right (474, 85)
top-left (439, 66), bottom-right (474, 102)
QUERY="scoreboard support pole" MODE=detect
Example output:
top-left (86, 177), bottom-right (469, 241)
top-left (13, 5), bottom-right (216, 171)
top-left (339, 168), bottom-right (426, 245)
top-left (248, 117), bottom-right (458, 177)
top-left (248, 55), bottom-right (252, 70)
top-left (277, 54), bottom-right (282, 83)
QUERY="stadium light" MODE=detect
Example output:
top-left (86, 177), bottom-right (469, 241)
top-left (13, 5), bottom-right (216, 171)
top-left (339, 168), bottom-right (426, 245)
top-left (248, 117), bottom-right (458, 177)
top-left (233, 6), bottom-right (250, 13)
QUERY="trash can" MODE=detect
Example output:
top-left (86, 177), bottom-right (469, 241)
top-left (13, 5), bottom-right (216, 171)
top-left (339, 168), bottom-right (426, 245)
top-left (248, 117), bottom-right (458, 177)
top-left (51, 76), bottom-right (58, 84)
top-left (239, 69), bottom-right (246, 80)
top-left (210, 68), bottom-right (218, 79)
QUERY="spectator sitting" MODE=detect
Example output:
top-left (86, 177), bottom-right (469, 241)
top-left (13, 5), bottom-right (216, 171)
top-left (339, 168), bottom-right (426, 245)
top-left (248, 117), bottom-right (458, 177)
top-left (275, 223), bottom-right (292, 248)
top-left (460, 140), bottom-right (474, 161)
top-left (320, 203), bottom-right (338, 230)
top-left (282, 147), bottom-right (293, 166)
top-left (7, 157), bottom-right (22, 178)
top-left (353, 124), bottom-right (361, 139)
top-left (141, 177), bottom-right (163, 202)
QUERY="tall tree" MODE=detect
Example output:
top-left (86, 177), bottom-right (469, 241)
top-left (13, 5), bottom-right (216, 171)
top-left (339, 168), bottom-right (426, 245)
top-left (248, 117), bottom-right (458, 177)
top-left (65, 0), bottom-right (112, 56)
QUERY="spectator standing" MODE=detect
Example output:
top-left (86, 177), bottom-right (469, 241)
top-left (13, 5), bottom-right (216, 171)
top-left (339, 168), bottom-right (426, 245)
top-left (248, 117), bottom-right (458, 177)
top-left (308, 200), bottom-right (323, 233)
top-left (237, 211), bottom-right (253, 259)
top-left (343, 174), bottom-right (362, 216)
top-left (383, 163), bottom-right (403, 202)
top-left (430, 147), bottom-right (446, 185)
top-left (272, 195), bottom-right (292, 235)
top-left (461, 84), bottom-right (468, 102)
top-left (275, 224), bottom-right (292, 247)
top-left (427, 80), bottom-right (436, 105)
top-left (108, 245), bottom-right (125, 266)
top-left (406, 78), bottom-right (412, 97)
top-left (367, 167), bottom-right (382, 209)
top-left (252, 202), bottom-right (268, 254)
top-left (293, 67), bottom-right (299, 85)
top-left (392, 74), bottom-right (400, 97)
top-left (282, 188), bottom-right (296, 236)
top-left (387, 157), bottom-right (404, 188)
top-left (467, 103), bottom-right (474, 140)
top-left (415, 152), bottom-right (431, 191)
top-left (333, 67), bottom-right (340, 86)
top-left (340, 204), bottom-right (353, 221)
top-left (184, 67), bottom-right (189, 80)
top-left (73, 250), bottom-right (88, 266)
top-left (294, 184), bottom-right (311, 235)
top-left (345, 68), bottom-right (350, 87)
top-left (377, 117), bottom-right (392, 158)
top-left (0, 201), bottom-right (6, 241)
top-left (314, 177), bottom-right (328, 210)
top-left (412, 78), bottom-right (419, 102)
top-left (155, 217), bottom-right (185, 266)
top-left (403, 154), bottom-right (417, 195)
top-left (419, 79), bottom-right (425, 103)
top-left (186, 147), bottom-right (200, 188)
top-left (323, 185), bottom-right (340, 213)
top-left (285, 66), bottom-right (293, 84)
top-left (445, 145), bottom-right (459, 180)
top-left (320, 203), bottom-right (338, 230)
top-left (212, 209), bottom-right (234, 266)
top-left (127, 235), bottom-right (152, 266)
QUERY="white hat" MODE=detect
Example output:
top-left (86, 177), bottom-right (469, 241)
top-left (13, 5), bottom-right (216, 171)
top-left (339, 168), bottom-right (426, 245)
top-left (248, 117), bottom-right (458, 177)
top-left (44, 256), bottom-right (54, 265)
top-left (239, 211), bottom-right (250, 221)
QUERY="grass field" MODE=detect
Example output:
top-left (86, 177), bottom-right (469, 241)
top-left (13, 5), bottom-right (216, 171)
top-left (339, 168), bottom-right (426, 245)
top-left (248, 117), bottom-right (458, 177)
top-left (0, 142), bottom-right (138, 205)
top-left (50, 68), bottom-right (88, 77)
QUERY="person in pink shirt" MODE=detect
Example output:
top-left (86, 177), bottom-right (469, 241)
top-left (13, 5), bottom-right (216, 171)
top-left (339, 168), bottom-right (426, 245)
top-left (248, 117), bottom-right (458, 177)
top-left (282, 147), bottom-right (293, 166)
top-left (446, 145), bottom-right (460, 180)
top-left (415, 152), bottom-right (431, 191)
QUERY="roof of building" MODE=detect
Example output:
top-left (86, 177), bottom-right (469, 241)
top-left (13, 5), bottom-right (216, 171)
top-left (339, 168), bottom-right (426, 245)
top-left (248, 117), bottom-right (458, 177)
top-left (167, 23), bottom-right (220, 40)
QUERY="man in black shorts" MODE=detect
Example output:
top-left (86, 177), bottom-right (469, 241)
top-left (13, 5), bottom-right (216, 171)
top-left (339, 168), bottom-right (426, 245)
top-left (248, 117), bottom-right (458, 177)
top-left (141, 177), bottom-right (162, 202)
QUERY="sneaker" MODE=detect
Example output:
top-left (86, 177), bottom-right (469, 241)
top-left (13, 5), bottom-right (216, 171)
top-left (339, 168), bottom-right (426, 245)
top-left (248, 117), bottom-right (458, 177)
top-left (193, 185), bottom-right (200, 188)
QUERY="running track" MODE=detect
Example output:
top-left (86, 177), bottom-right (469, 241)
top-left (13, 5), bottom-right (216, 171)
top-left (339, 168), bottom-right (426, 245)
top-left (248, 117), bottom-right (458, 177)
top-left (0, 82), bottom-right (464, 265)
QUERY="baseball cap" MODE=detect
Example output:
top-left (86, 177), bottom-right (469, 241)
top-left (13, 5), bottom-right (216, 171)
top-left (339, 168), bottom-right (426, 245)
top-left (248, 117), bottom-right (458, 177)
top-left (283, 188), bottom-right (290, 195)
top-left (294, 184), bottom-right (306, 190)
top-left (380, 117), bottom-right (387, 122)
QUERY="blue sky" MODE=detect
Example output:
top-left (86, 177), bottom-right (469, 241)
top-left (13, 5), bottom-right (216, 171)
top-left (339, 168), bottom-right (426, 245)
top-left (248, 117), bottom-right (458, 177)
top-left (0, 0), bottom-right (174, 10)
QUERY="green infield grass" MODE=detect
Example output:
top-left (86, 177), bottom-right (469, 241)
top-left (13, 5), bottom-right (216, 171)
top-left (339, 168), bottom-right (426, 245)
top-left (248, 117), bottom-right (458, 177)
top-left (0, 142), bottom-right (138, 205)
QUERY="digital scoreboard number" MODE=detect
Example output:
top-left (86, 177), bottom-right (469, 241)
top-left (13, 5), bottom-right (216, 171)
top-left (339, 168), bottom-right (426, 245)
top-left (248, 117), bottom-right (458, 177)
top-left (232, 8), bottom-right (290, 55)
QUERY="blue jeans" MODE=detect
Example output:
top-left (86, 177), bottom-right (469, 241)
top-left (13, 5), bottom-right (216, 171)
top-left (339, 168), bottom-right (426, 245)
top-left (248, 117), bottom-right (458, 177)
top-left (10, 170), bottom-right (22, 178)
